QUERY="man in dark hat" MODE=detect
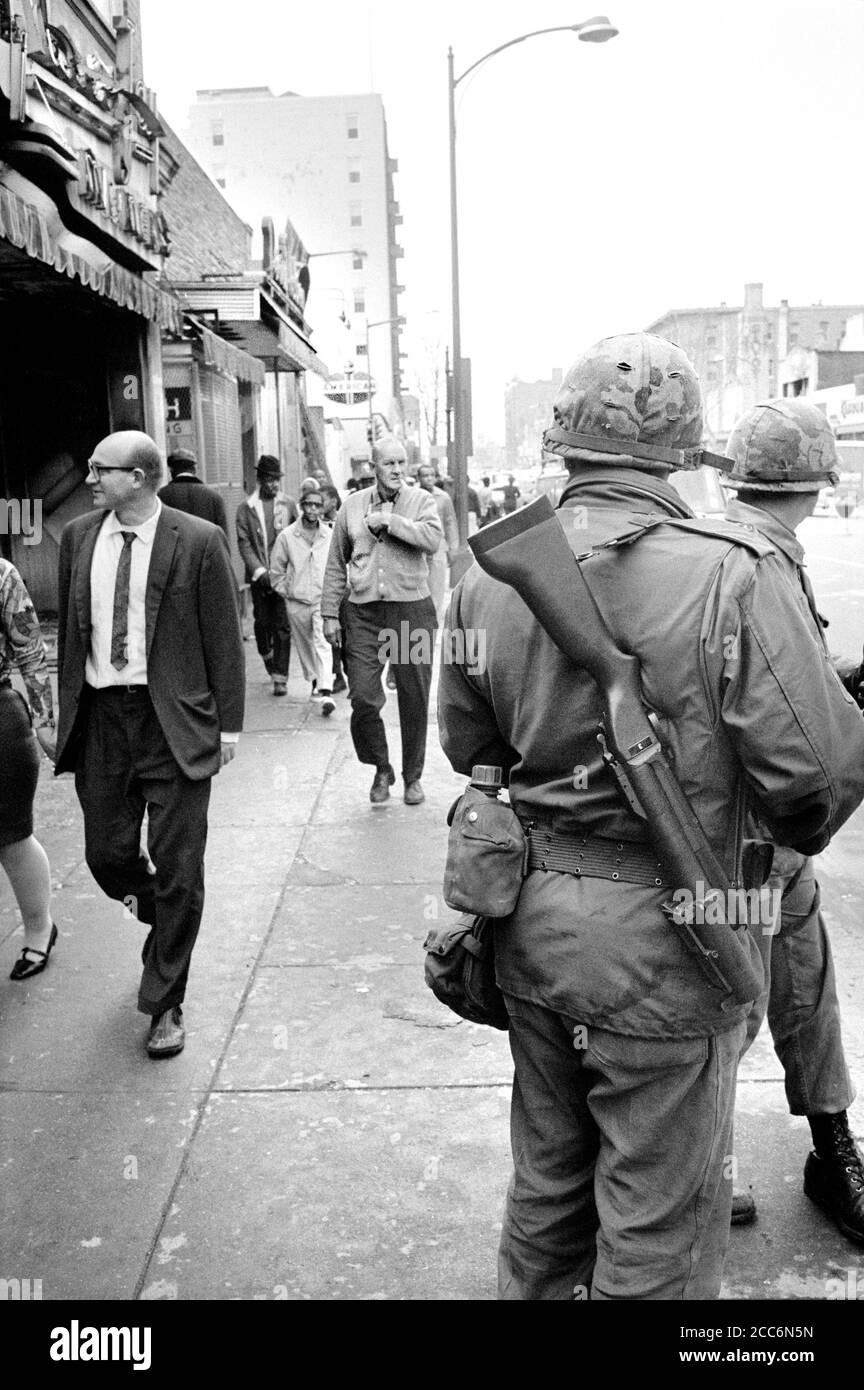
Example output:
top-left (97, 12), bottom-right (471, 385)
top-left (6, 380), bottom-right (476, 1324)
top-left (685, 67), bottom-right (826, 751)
top-left (158, 449), bottom-right (228, 535)
top-left (235, 456), bottom-right (298, 695)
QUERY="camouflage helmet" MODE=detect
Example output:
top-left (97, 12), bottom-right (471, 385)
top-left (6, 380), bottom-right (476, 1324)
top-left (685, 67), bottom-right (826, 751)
top-left (725, 399), bottom-right (839, 493)
top-left (542, 332), bottom-right (726, 474)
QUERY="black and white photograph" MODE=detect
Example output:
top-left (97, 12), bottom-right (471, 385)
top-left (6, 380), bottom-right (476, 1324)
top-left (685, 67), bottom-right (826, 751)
top-left (2, 0), bottom-right (864, 1356)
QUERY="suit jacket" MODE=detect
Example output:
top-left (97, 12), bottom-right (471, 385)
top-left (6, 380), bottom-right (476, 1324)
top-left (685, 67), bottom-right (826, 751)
top-left (235, 489), bottom-right (298, 581)
top-left (56, 505), bottom-right (245, 781)
top-left (158, 475), bottom-right (228, 535)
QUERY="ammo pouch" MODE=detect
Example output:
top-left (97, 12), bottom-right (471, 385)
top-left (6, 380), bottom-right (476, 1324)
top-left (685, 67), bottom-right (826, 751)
top-left (442, 785), bottom-right (527, 917)
top-left (423, 913), bottom-right (509, 1030)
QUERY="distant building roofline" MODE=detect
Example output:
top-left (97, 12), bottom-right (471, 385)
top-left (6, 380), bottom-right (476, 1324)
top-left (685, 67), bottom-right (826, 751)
top-left (195, 86), bottom-right (276, 98)
top-left (647, 300), bottom-right (864, 328)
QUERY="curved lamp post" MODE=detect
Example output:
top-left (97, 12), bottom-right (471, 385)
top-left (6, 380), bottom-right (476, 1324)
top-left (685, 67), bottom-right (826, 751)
top-left (448, 15), bottom-right (619, 578)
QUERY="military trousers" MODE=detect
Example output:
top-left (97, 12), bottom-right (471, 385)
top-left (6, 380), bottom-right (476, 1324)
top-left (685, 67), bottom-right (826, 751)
top-left (497, 994), bottom-right (745, 1300)
top-left (744, 846), bottom-right (853, 1116)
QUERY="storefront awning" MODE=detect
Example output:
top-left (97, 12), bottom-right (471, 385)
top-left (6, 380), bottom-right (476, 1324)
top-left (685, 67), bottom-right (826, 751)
top-left (229, 315), bottom-right (329, 379)
top-left (175, 313), bottom-right (266, 387)
top-left (0, 183), bottom-right (183, 333)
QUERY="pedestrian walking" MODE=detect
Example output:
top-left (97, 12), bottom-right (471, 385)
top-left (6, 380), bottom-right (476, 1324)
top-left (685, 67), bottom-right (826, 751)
top-left (322, 439), bottom-right (441, 805)
top-left (501, 475), bottom-right (521, 514)
top-left (1, 559), bottom-right (58, 981)
top-left (55, 430), bottom-right (245, 1058)
top-left (235, 455), bottom-right (298, 696)
top-left (417, 462), bottom-right (458, 621)
top-left (271, 487), bottom-right (336, 715)
top-left (723, 398), bottom-right (864, 1242)
top-left (158, 448), bottom-right (228, 535)
top-left (438, 333), bottom-right (864, 1299)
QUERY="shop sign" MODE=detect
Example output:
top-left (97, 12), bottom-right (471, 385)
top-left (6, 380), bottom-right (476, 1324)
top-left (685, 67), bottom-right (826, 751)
top-left (840, 397), bottom-right (864, 420)
top-left (165, 385), bottom-right (195, 451)
top-left (77, 148), bottom-right (169, 255)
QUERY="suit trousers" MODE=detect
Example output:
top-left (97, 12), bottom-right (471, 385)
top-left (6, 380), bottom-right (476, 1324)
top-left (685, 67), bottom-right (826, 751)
top-left (251, 583), bottom-right (291, 679)
top-left (497, 994), bottom-right (744, 1300)
top-left (343, 597), bottom-right (437, 782)
top-left (74, 687), bottom-right (211, 1016)
top-left (743, 846), bottom-right (853, 1115)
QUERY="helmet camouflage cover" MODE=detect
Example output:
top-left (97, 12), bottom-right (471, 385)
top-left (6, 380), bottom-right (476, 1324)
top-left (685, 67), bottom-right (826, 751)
top-left (725, 399), bottom-right (839, 492)
top-left (543, 332), bottom-right (718, 473)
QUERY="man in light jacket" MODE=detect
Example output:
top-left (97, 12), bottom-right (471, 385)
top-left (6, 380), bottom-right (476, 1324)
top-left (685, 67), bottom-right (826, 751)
top-left (322, 440), bottom-right (441, 805)
top-left (271, 487), bottom-right (336, 715)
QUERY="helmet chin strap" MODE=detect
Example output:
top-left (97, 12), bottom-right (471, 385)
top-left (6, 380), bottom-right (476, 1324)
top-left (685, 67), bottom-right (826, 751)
top-left (543, 426), bottom-right (734, 475)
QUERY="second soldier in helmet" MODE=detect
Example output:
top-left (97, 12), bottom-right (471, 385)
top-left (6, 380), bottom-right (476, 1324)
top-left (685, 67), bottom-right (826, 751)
top-left (724, 397), bottom-right (864, 1244)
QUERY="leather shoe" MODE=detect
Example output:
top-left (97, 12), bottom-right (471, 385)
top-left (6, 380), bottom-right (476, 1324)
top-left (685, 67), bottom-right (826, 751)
top-left (369, 765), bottom-right (395, 804)
top-left (804, 1116), bottom-right (864, 1243)
top-left (403, 779), bottom-right (425, 805)
top-left (9, 923), bottom-right (58, 981)
top-left (147, 1005), bottom-right (185, 1058)
top-left (730, 1189), bottom-right (756, 1225)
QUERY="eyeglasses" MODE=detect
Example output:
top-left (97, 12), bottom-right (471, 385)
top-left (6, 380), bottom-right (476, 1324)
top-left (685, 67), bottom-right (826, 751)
top-left (301, 499), bottom-right (323, 507)
top-left (88, 463), bottom-right (139, 478)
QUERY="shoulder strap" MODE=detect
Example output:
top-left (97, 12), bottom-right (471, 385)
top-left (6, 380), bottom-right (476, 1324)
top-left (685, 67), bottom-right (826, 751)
top-left (559, 509), bottom-right (776, 563)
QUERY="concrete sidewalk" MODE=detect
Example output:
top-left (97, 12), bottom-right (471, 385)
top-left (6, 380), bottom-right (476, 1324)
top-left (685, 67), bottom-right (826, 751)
top-left (1, 643), bottom-right (863, 1301)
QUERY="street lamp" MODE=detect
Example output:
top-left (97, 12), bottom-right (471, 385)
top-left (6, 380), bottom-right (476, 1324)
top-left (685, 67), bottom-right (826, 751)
top-left (365, 315), bottom-right (406, 444)
top-left (306, 248), bottom-right (368, 260)
top-left (447, 15), bottom-right (618, 577)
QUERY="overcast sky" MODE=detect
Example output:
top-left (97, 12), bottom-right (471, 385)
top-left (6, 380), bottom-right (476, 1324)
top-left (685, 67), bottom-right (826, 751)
top-left (140, 0), bottom-right (864, 441)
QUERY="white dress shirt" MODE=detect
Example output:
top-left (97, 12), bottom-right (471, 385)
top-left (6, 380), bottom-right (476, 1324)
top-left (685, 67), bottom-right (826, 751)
top-left (85, 501), bottom-right (161, 688)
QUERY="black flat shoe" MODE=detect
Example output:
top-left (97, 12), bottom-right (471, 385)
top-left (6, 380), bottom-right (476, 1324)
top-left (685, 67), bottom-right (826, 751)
top-left (10, 923), bottom-right (58, 981)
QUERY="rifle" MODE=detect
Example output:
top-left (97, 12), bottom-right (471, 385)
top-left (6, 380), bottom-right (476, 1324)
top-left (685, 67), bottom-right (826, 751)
top-left (468, 496), bottom-right (764, 1006)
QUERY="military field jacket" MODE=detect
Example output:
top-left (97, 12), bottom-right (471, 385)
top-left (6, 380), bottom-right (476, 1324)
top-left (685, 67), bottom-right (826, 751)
top-left (438, 469), bottom-right (864, 1037)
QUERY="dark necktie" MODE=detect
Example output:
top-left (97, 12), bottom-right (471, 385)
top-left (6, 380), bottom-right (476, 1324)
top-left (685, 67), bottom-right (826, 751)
top-left (110, 531), bottom-right (136, 670)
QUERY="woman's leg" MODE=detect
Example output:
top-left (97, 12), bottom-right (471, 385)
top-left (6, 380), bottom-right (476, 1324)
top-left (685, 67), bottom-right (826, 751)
top-left (0, 835), bottom-right (53, 951)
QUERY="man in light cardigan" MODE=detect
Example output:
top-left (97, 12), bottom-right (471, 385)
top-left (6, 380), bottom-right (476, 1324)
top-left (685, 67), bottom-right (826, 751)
top-left (322, 440), bottom-right (442, 805)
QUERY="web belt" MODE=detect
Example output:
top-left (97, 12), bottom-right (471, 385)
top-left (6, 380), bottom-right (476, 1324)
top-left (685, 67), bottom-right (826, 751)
top-left (525, 825), bottom-right (668, 887)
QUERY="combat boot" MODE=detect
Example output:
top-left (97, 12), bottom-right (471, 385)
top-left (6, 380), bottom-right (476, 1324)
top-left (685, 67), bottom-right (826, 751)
top-left (803, 1112), bottom-right (864, 1244)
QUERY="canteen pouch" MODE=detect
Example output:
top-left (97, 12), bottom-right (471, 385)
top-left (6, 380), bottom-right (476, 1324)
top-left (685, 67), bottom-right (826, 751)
top-left (423, 913), bottom-right (509, 1031)
top-left (442, 784), bottom-right (527, 917)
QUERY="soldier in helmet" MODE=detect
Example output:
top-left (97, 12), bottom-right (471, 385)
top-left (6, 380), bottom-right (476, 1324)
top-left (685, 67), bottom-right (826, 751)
top-left (438, 333), bottom-right (864, 1299)
top-left (724, 398), bottom-right (864, 1244)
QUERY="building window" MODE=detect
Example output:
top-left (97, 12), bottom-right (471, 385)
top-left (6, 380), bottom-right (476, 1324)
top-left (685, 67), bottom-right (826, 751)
top-left (789, 333), bottom-right (798, 346)
top-left (347, 113), bottom-right (359, 139)
top-left (350, 203), bottom-right (363, 228)
top-left (706, 334), bottom-right (716, 348)
top-left (354, 290), bottom-right (366, 314)
top-left (348, 159), bottom-right (361, 184)
top-left (211, 122), bottom-right (224, 146)
top-left (352, 255), bottom-right (364, 271)
top-left (356, 343), bottom-right (368, 356)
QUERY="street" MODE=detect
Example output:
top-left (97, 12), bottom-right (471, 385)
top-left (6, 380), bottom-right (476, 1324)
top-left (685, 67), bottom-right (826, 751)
top-left (2, 524), bottom-right (864, 1302)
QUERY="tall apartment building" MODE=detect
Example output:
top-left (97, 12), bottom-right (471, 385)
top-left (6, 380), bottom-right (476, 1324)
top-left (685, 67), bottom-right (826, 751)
top-left (504, 370), bottom-right (563, 469)
top-left (185, 88), bottom-right (404, 464)
top-left (645, 283), bottom-right (864, 446)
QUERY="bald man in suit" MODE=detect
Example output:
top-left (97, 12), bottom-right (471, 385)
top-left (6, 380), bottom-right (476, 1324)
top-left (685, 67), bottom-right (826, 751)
top-left (56, 431), bottom-right (244, 1058)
